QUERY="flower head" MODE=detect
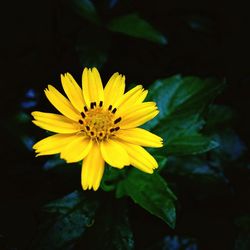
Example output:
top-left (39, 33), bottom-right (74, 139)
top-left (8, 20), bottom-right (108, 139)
top-left (32, 68), bottom-right (163, 190)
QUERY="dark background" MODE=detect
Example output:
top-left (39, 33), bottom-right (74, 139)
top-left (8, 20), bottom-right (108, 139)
top-left (0, 0), bottom-right (250, 249)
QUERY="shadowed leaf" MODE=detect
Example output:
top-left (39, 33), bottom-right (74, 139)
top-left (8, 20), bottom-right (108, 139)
top-left (107, 13), bottom-right (167, 45)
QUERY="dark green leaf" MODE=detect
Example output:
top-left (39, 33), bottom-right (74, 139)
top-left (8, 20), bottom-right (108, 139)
top-left (165, 133), bottom-right (218, 156)
top-left (204, 104), bottom-right (234, 131)
top-left (101, 167), bottom-right (127, 192)
top-left (117, 169), bottom-right (176, 228)
top-left (147, 235), bottom-right (198, 250)
top-left (101, 155), bottom-right (167, 191)
top-left (167, 156), bottom-right (224, 181)
top-left (79, 201), bottom-right (134, 250)
top-left (147, 75), bottom-right (225, 121)
top-left (166, 156), bottom-right (230, 198)
top-left (211, 129), bottom-right (246, 162)
top-left (144, 75), bottom-right (224, 156)
top-left (71, 0), bottom-right (100, 24)
top-left (107, 13), bottom-right (167, 45)
top-left (234, 215), bottom-right (250, 250)
top-left (76, 28), bottom-right (110, 68)
top-left (30, 191), bottom-right (99, 250)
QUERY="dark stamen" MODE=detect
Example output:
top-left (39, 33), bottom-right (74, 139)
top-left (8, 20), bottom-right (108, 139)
top-left (114, 117), bottom-right (122, 124)
top-left (99, 101), bottom-right (103, 107)
top-left (86, 125), bottom-right (90, 131)
top-left (115, 127), bottom-right (120, 131)
top-left (84, 106), bottom-right (88, 112)
top-left (79, 119), bottom-right (83, 124)
top-left (90, 131), bottom-right (94, 136)
top-left (110, 128), bottom-right (115, 133)
top-left (81, 112), bottom-right (85, 118)
top-left (90, 102), bottom-right (96, 109)
top-left (112, 108), bottom-right (117, 114)
top-left (99, 132), bottom-right (103, 136)
top-left (108, 105), bottom-right (112, 111)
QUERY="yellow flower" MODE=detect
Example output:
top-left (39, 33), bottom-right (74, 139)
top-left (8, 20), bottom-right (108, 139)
top-left (32, 67), bottom-right (163, 191)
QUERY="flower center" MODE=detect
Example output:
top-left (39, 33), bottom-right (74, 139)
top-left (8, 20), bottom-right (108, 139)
top-left (78, 102), bottom-right (121, 141)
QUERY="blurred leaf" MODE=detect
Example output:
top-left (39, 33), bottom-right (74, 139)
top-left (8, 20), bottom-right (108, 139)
top-left (43, 157), bottom-right (65, 171)
top-left (211, 129), bottom-right (246, 162)
top-left (76, 28), bottom-right (110, 68)
top-left (71, 0), bottom-right (100, 24)
top-left (164, 133), bottom-right (218, 156)
top-left (16, 111), bottom-right (31, 123)
top-left (234, 215), bottom-right (250, 250)
top-left (154, 155), bottom-right (168, 171)
top-left (116, 169), bottom-right (176, 228)
top-left (21, 135), bottom-right (35, 151)
top-left (204, 104), bottom-right (234, 131)
top-left (107, 13), bottom-right (167, 45)
top-left (167, 156), bottom-right (223, 181)
top-left (30, 191), bottom-right (99, 250)
top-left (166, 156), bottom-right (230, 198)
top-left (79, 202), bottom-right (134, 250)
top-left (107, 0), bottom-right (119, 9)
top-left (187, 15), bottom-right (214, 34)
top-left (147, 235), bottom-right (198, 250)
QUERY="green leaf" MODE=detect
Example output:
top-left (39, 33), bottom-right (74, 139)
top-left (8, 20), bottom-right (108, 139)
top-left (79, 201), bottom-right (134, 250)
top-left (101, 156), bottom-right (167, 191)
top-left (101, 167), bottom-right (127, 192)
top-left (165, 133), bottom-right (219, 156)
top-left (204, 104), bottom-right (234, 131)
top-left (71, 0), bottom-right (100, 24)
top-left (117, 169), bottom-right (176, 228)
top-left (211, 129), bottom-right (246, 162)
top-left (167, 156), bottom-right (224, 181)
top-left (107, 13), bottom-right (167, 45)
top-left (144, 75), bottom-right (224, 156)
top-left (147, 75), bottom-right (225, 121)
top-left (30, 191), bottom-right (99, 250)
top-left (166, 156), bottom-right (230, 198)
top-left (76, 28), bottom-right (110, 68)
top-left (234, 215), bottom-right (250, 250)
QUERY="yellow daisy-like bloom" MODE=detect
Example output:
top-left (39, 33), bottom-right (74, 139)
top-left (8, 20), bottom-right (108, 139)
top-left (32, 67), bottom-right (163, 191)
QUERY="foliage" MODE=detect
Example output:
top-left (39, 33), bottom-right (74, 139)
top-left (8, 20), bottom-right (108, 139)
top-left (4, 1), bottom-right (249, 250)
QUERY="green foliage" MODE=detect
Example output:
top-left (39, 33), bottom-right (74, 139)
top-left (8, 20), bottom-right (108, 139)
top-left (30, 191), bottom-right (98, 250)
top-left (164, 133), bottom-right (218, 155)
top-left (71, 0), bottom-right (100, 24)
top-left (75, 28), bottom-right (110, 68)
top-left (144, 75), bottom-right (224, 156)
top-left (107, 13), bottom-right (167, 45)
top-left (116, 169), bottom-right (176, 228)
top-left (235, 215), bottom-right (250, 250)
top-left (79, 202), bottom-right (134, 250)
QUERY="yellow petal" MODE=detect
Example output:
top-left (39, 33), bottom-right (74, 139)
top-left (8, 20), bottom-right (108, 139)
top-left (116, 85), bottom-right (148, 114)
top-left (100, 139), bottom-right (130, 168)
top-left (119, 141), bottom-right (158, 173)
top-left (32, 111), bottom-right (79, 134)
top-left (119, 102), bottom-right (159, 129)
top-left (104, 73), bottom-right (125, 107)
top-left (116, 128), bottom-right (163, 148)
top-left (61, 73), bottom-right (85, 112)
top-left (45, 85), bottom-right (79, 121)
top-left (81, 142), bottom-right (105, 191)
top-left (33, 133), bottom-right (76, 156)
top-left (60, 135), bottom-right (93, 163)
top-left (136, 89), bottom-right (148, 104)
top-left (82, 67), bottom-right (104, 107)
